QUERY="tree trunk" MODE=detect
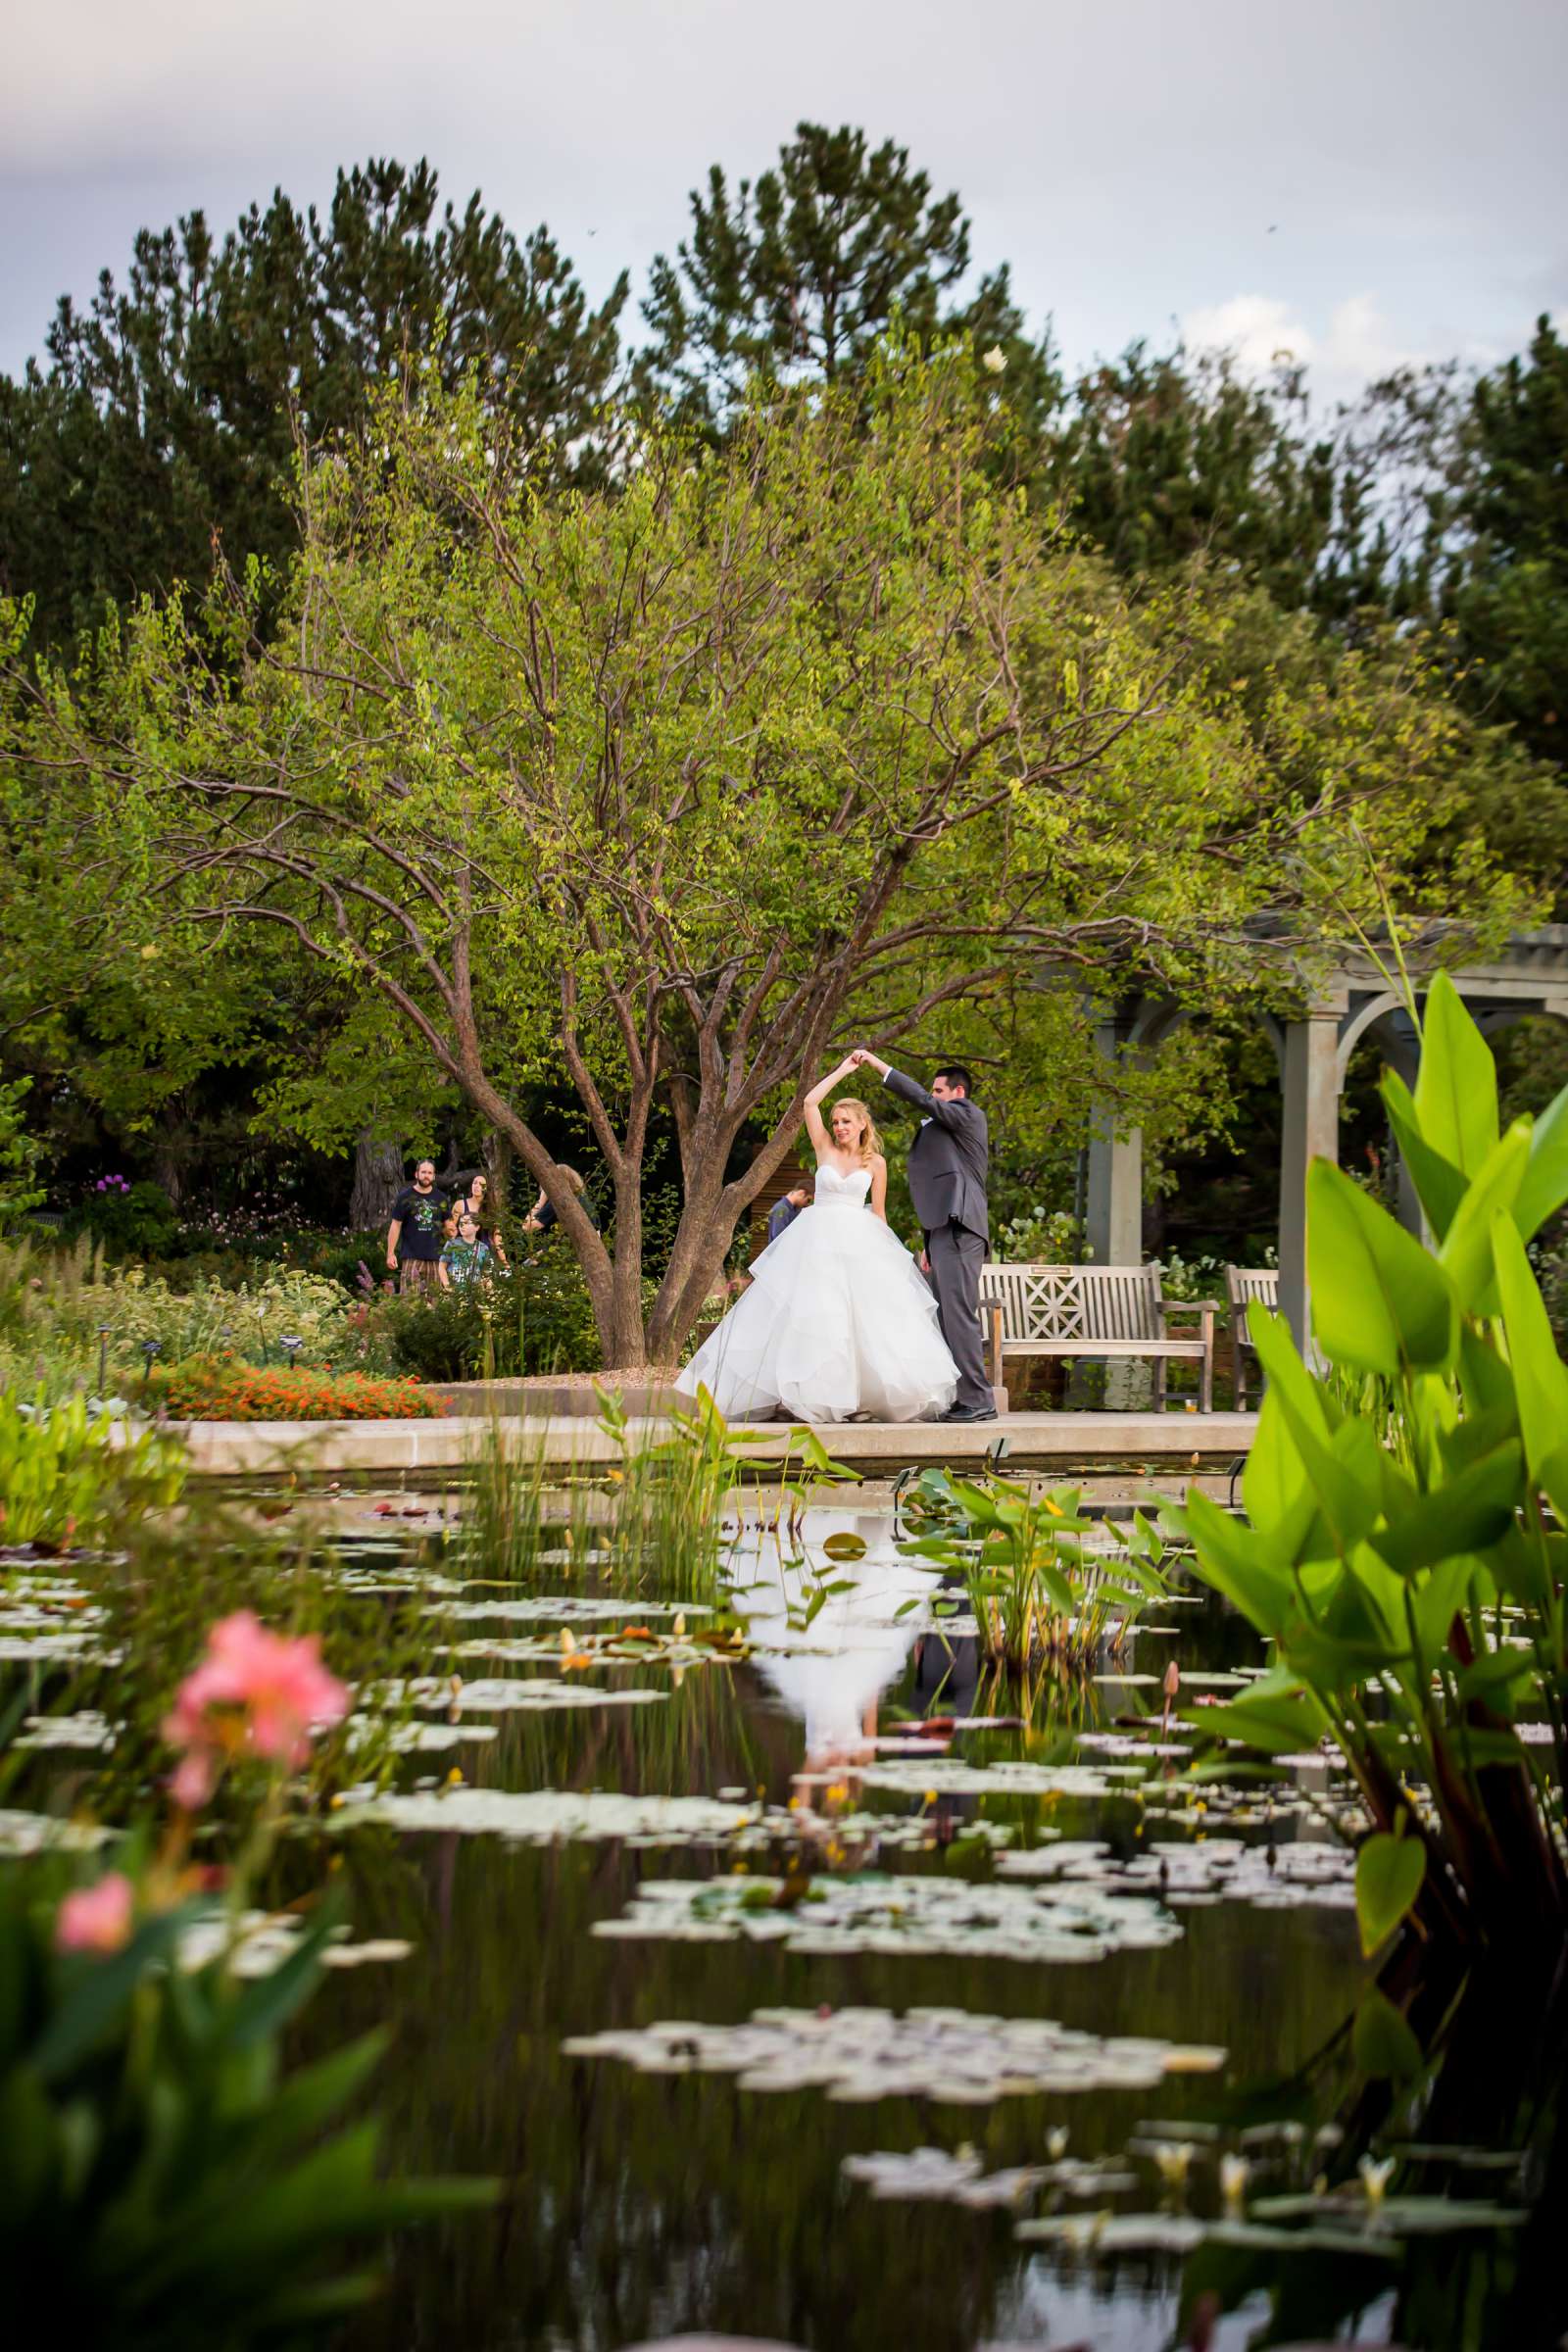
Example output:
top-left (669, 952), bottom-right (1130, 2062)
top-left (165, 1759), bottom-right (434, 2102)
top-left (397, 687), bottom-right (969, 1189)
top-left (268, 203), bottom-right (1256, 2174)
top-left (481, 1127), bottom-right (513, 1210)
top-left (350, 1130), bottom-right (404, 1232)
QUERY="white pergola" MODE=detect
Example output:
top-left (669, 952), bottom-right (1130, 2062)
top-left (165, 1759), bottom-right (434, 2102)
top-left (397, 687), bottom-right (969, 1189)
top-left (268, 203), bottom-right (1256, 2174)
top-left (1084, 927), bottom-right (1568, 1348)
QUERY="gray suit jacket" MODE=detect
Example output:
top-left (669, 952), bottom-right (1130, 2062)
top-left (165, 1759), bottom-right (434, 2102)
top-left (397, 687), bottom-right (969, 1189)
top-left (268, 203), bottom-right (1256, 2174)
top-left (882, 1068), bottom-right (990, 1242)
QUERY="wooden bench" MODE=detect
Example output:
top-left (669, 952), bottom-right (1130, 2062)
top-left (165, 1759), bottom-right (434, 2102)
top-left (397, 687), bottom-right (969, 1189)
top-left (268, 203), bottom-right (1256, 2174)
top-left (1224, 1264), bottom-right (1278, 1409)
top-left (978, 1263), bottom-right (1215, 1412)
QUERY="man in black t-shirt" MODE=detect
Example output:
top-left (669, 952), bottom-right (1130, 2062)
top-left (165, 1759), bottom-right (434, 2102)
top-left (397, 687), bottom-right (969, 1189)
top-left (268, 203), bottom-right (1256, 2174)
top-left (386, 1159), bottom-right (447, 1296)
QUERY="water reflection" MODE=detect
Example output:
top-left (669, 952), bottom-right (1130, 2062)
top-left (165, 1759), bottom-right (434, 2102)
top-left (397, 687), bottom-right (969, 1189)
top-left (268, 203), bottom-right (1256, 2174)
top-left (726, 1506), bottom-right (942, 1767)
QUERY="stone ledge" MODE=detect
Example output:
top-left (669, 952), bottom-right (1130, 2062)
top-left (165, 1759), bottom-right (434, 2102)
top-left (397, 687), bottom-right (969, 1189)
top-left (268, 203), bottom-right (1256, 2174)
top-left (170, 1408), bottom-right (1257, 1485)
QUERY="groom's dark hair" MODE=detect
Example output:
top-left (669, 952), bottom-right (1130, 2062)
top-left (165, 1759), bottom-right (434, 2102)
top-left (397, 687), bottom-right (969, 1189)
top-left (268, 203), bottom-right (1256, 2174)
top-left (934, 1064), bottom-right (975, 1098)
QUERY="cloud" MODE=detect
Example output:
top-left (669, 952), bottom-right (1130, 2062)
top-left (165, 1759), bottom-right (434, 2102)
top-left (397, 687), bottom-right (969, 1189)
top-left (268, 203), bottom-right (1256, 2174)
top-left (1181, 290), bottom-right (1446, 406)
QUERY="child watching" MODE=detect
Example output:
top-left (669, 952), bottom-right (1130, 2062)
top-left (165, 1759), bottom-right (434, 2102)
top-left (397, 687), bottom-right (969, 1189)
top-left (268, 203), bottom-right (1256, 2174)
top-left (439, 1211), bottom-right (493, 1290)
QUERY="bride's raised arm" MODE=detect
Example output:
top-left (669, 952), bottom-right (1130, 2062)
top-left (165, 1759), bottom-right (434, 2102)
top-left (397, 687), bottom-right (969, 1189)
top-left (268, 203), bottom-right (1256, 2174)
top-left (803, 1054), bottom-right (859, 1160)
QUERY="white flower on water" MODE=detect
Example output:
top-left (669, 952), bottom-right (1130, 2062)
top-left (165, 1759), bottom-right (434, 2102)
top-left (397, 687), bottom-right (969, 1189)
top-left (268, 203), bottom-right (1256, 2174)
top-left (1152, 2140), bottom-right (1198, 2191)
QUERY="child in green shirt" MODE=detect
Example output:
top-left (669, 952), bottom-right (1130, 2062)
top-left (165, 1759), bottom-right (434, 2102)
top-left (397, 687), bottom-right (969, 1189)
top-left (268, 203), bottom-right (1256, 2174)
top-left (439, 1212), bottom-right (493, 1290)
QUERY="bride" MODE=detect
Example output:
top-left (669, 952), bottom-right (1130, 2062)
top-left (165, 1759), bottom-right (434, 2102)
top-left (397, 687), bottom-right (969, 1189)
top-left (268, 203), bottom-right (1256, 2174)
top-left (675, 1054), bottom-right (958, 1424)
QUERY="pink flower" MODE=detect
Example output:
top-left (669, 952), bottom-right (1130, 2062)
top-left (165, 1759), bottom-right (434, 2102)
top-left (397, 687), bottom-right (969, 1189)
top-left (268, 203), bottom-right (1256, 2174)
top-left (57, 1873), bottom-right (134, 1954)
top-left (163, 1611), bottom-right (351, 1793)
top-left (170, 1749), bottom-right (217, 1811)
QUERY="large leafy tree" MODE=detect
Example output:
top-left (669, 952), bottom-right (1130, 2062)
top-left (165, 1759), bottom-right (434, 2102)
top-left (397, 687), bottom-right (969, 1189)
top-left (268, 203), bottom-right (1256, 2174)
top-left (4, 343), bottom-right (1506, 1364)
top-left (0, 157), bottom-right (627, 650)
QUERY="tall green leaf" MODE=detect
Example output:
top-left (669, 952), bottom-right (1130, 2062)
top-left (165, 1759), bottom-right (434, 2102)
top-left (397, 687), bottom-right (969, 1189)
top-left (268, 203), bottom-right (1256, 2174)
top-left (1306, 1158), bottom-right (1457, 1376)
top-left (1380, 1066), bottom-right (1468, 1241)
top-left (1437, 1119), bottom-right (1530, 1313)
top-left (1512, 1074), bottom-right (1568, 1242)
top-left (1413, 971), bottom-right (1498, 1175)
top-left (1492, 1212), bottom-right (1568, 1484)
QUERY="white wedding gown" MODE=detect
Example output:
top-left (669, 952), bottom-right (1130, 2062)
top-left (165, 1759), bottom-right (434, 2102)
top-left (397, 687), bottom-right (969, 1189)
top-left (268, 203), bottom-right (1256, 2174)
top-left (675, 1164), bottom-right (958, 1423)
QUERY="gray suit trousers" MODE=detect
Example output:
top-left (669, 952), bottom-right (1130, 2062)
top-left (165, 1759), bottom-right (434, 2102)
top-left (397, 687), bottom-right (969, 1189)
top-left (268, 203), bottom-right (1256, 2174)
top-left (926, 1221), bottom-right (992, 1413)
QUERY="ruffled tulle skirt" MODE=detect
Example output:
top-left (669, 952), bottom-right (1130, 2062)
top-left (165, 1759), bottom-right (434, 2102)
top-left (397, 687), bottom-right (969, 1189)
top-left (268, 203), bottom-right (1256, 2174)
top-left (676, 1206), bottom-right (957, 1424)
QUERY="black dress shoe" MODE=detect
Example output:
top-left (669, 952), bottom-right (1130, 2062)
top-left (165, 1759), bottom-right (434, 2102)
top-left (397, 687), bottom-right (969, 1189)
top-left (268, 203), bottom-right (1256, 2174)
top-left (941, 1404), bottom-right (999, 1423)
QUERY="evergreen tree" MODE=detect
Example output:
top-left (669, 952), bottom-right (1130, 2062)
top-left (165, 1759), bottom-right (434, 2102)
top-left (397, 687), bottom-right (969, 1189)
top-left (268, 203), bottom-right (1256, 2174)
top-left (1440, 316), bottom-right (1568, 772)
top-left (0, 158), bottom-right (627, 648)
top-left (639, 121), bottom-right (1056, 426)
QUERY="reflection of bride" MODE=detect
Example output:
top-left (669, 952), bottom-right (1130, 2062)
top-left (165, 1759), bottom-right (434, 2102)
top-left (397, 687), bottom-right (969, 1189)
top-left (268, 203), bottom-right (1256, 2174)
top-left (728, 1508), bottom-right (942, 1763)
top-left (675, 1054), bottom-right (957, 1424)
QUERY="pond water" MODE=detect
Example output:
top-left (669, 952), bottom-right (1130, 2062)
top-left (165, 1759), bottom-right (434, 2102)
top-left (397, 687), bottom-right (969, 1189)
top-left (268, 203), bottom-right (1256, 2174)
top-left (6, 1491), bottom-right (1549, 2350)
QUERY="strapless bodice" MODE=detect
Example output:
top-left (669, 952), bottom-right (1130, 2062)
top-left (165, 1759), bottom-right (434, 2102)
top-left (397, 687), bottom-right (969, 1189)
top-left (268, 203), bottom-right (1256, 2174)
top-left (813, 1164), bottom-right (872, 1210)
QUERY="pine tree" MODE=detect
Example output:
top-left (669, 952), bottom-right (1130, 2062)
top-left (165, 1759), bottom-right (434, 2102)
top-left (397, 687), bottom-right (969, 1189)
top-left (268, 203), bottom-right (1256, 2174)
top-left (0, 158), bottom-right (627, 648)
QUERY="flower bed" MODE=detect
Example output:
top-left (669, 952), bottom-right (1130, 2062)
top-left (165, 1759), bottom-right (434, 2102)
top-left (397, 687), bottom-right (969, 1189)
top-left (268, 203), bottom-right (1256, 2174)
top-left (148, 1356), bottom-right (440, 1420)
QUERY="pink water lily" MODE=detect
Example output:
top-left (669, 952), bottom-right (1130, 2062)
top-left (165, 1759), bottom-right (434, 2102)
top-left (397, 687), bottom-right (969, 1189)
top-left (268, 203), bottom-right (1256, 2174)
top-left (164, 1611), bottom-right (350, 1802)
top-left (57, 1872), bottom-right (134, 1954)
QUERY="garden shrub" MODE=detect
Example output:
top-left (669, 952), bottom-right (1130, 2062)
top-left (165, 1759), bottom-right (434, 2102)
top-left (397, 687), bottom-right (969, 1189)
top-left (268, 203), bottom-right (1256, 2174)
top-left (380, 1235), bottom-right (603, 1382)
top-left (146, 1356), bottom-right (439, 1420)
top-left (75, 1175), bottom-right (181, 1258)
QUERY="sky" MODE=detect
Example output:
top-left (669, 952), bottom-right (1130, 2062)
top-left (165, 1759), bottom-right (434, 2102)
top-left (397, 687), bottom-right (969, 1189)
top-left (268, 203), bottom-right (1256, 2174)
top-left (3, 0), bottom-right (1563, 408)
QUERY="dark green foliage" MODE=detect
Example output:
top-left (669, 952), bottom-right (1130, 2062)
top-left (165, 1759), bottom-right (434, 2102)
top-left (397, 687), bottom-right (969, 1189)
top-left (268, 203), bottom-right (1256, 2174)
top-left (75, 1177), bottom-right (179, 1258)
top-left (0, 156), bottom-right (626, 649)
top-left (1053, 344), bottom-right (1345, 610)
top-left (1440, 317), bottom-right (1568, 773)
top-left (639, 121), bottom-right (1055, 427)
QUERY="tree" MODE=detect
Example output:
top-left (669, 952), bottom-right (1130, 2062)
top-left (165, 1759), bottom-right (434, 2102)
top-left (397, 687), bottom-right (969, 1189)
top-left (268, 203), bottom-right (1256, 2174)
top-left (0, 158), bottom-right (627, 650)
top-left (1438, 316), bottom-right (1568, 775)
top-left (639, 122), bottom-right (1054, 428)
top-left (5, 345), bottom-right (1523, 1365)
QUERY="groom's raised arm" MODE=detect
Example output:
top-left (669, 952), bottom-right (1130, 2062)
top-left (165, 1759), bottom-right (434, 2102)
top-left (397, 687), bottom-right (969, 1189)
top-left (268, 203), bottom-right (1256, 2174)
top-left (864, 1056), bottom-right (978, 1138)
top-left (879, 1063), bottom-right (937, 1115)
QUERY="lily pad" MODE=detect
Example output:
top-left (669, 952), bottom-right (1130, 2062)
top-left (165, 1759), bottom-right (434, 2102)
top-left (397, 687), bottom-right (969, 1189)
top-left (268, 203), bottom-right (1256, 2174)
top-left (176, 1909), bottom-right (414, 1976)
top-left (564, 2003), bottom-right (1225, 2104)
top-left (337, 1787), bottom-right (757, 1847)
top-left (434, 1594), bottom-right (712, 1623)
top-left (16, 1710), bottom-right (117, 1751)
top-left (366, 1675), bottom-right (667, 1713)
top-left (842, 2146), bottom-right (1045, 2207)
top-left (858, 1760), bottom-right (1134, 1800)
top-left (0, 1807), bottom-right (114, 1855)
top-left (996, 1833), bottom-right (1357, 1911)
top-left (595, 1868), bottom-right (1185, 1963)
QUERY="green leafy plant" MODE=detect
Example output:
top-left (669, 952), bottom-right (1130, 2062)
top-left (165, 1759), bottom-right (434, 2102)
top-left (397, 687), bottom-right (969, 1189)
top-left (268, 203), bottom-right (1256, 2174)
top-left (0, 1388), bottom-right (186, 1547)
top-left (899, 1470), bottom-right (1166, 1673)
top-left (0, 1238), bottom-right (399, 1399)
top-left (1169, 970), bottom-right (1568, 1970)
top-left (0, 1077), bottom-right (45, 1231)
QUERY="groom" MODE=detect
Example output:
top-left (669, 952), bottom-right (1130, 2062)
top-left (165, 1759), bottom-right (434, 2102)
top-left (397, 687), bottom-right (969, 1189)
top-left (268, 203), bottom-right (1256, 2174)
top-left (852, 1049), bottom-right (997, 1423)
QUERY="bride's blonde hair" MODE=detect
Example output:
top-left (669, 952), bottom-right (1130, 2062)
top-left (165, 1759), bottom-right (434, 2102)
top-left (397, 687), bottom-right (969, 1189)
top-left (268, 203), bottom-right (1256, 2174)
top-left (831, 1097), bottom-right (882, 1162)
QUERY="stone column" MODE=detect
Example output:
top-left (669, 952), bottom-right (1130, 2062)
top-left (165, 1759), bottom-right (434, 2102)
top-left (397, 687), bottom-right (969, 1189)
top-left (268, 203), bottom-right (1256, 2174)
top-left (1085, 1021), bottom-right (1144, 1267)
top-left (1278, 1013), bottom-right (1341, 1352)
top-left (1085, 1019), bottom-right (1147, 1407)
